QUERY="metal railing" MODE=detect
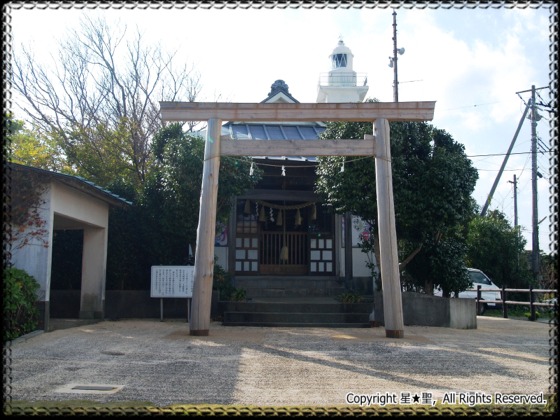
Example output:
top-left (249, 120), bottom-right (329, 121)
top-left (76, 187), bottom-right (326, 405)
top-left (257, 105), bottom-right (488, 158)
top-left (317, 72), bottom-right (368, 88)
top-left (474, 285), bottom-right (557, 321)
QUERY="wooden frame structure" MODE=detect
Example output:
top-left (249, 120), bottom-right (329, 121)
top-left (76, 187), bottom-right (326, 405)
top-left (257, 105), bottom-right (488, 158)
top-left (160, 101), bottom-right (436, 338)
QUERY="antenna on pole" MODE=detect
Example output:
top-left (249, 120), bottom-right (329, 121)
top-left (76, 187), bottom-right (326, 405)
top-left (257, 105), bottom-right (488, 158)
top-left (388, 10), bottom-right (405, 102)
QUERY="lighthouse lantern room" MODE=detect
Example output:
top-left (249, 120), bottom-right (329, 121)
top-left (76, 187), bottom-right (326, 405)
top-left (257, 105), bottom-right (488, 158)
top-left (317, 39), bottom-right (369, 103)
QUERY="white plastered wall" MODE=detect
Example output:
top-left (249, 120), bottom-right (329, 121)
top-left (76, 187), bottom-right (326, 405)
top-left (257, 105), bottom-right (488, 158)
top-left (51, 182), bottom-right (109, 318)
top-left (11, 184), bottom-right (53, 303)
top-left (11, 180), bottom-right (110, 321)
top-left (337, 214), bottom-right (378, 278)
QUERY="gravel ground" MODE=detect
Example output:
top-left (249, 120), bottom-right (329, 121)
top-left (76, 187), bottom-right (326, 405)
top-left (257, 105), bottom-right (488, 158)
top-left (4, 316), bottom-right (557, 410)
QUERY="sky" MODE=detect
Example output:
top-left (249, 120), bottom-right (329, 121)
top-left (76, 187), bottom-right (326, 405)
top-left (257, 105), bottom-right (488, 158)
top-left (6, 2), bottom-right (556, 255)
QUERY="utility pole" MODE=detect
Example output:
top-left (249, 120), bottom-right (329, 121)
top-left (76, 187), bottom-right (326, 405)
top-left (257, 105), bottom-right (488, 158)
top-left (508, 174), bottom-right (518, 227)
top-left (482, 85), bottom-right (548, 217)
top-left (509, 174), bottom-right (519, 270)
top-left (480, 102), bottom-right (529, 216)
top-left (389, 10), bottom-right (405, 102)
top-left (392, 11), bottom-right (399, 102)
top-left (530, 85), bottom-right (540, 284)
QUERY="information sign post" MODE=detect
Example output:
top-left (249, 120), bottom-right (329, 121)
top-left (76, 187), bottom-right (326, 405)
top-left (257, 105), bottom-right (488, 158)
top-left (150, 266), bottom-right (195, 321)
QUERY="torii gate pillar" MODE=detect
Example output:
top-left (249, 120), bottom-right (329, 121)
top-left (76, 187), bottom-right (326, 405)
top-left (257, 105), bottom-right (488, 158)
top-left (189, 118), bottom-right (222, 336)
top-left (374, 118), bottom-right (404, 337)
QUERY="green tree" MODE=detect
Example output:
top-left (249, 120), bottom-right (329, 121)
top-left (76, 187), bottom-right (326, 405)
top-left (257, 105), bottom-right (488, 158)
top-left (315, 118), bottom-right (478, 294)
top-left (140, 123), bottom-right (204, 267)
top-left (5, 118), bottom-right (51, 251)
top-left (403, 232), bottom-right (471, 297)
top-left (143, 123), bottom-right (262, 263)
top-left (105, 124), bottom-right (262, 290)
top-left (61, 118), bottom-right (146, 191)
top-left (466, 210), bottom-right (532, 289)
top-left (6, 118), bottom-right (67, 172)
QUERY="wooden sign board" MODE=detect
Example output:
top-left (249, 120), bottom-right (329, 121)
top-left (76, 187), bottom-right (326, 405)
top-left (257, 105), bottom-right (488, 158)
top-left (150, 266), bottom-right (195, 298)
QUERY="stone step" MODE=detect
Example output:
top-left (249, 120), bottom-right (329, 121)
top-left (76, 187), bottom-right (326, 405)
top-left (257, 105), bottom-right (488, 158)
top-left (221, 301), bottom-right (374, 313)
top-left (222, 321), bottom-right (372, 328)
top-left (223, 311), bottom-right (371, 324)
top-left (243, 287), bottom-right (347, 298)
top-left (234, 276), bottom-right (346, 298)
top-left (219, 300), bottom-right (374, 328)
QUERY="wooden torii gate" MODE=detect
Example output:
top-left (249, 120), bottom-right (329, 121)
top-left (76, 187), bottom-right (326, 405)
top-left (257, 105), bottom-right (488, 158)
top-left (160, 101), bottom-right (436, 338)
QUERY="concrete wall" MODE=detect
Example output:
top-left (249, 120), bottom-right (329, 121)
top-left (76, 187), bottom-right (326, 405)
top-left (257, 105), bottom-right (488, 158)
top-left (52, 183), bottom-right (110, 320)
top-left (11, 185), bottom-right (54, 330)
top-left (50, 290), bottom-right (476, 329)
top-left (339, 248), bottom-right (373, 278)
top-left (11, 185), bottom-right (53, 303)
top-left (374, 292), bottom-right (477, 329)
top-left (51, 290), bottom-right (210, 321)
top-left (51, 183), bottom-right (109, 227)
top-left (449, 298), bottom-right (477, 329)
top-left (11, 180), bottom-right (112, 330)
top-left (214, 246), bottom-right (228, 270)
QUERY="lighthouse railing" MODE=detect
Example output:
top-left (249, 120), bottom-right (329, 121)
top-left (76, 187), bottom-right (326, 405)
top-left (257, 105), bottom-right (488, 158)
top-left (318, 72), bottom-right (368, 88)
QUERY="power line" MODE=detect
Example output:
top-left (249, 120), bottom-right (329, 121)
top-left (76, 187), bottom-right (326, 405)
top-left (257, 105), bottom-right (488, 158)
top-left (441, 100), bottom-right (507, 111)
top-left (437, 85), bottom-right (550, 113)
top-left (475, 167), bottom-right (529, 172)
top-left (467, 150), bottom-right (553, 158)
top-left (480, 85), bottom-right (548, 220)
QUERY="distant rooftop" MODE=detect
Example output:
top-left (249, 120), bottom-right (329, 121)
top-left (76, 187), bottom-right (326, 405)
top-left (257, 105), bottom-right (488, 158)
top-left (260, 79), bottom-right (300, 104)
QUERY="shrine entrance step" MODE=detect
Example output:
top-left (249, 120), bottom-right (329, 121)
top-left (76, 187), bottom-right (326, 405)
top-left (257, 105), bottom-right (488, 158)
top-left (219, 297), bottom-right (374, 328)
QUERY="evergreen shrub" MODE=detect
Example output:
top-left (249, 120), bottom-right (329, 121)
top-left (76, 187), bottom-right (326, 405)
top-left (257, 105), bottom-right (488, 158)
top-left (3, 267), bottom-right (40, 342)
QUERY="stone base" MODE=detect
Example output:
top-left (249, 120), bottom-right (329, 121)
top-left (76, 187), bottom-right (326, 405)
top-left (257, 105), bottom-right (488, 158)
top-left (386, 329), bottom-right (404, 338)
top-left (190, 329), bottom-right (209, 336)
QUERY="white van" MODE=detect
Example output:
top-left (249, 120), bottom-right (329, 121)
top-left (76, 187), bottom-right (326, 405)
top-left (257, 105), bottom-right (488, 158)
top-left (434, 268), bottom-right (502, 315)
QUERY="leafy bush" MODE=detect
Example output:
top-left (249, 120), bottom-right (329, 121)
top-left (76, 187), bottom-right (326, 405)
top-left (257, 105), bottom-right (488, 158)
top-left (231, 288), bottom-right (247, 302)
top-left (524, 311), bottom-right (540, 320)
top-left (338, 292), bottom-right (363, 304)
top-left (212, 262), bottom-right (246, 301)
top-left (213, 262), bottom-right (233, 300)
top-left (3, 267), bottom-right (40, 342)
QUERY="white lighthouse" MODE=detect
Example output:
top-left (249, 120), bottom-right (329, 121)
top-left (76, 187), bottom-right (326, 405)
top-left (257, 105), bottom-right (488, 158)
top-left (316, 39), bottom-right (369, 103)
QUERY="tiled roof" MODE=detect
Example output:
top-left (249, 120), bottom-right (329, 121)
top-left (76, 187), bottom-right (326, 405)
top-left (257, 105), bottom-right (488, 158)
top-left (222, 122), bottom-right (325, 141)
top-left (260, 79), bottom-right (300, 104)
top-left (220, 122), bottom-right (325, 163)
top-left (8, 162), bottom-right (132, 207)
top-left (197, 79), bottom-right (327, 162)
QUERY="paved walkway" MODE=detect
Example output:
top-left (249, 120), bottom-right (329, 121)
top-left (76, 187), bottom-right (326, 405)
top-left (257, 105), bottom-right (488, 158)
top-left (5, 316), bottom-right (557, 412)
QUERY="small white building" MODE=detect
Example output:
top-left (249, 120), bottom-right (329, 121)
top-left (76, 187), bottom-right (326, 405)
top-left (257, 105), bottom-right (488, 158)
top-left (8, 163), bottom-right (130, 330)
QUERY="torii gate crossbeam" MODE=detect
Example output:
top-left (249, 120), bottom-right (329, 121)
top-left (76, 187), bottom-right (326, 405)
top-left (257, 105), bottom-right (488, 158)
top-left (160, 101), bottom-right (436, 338)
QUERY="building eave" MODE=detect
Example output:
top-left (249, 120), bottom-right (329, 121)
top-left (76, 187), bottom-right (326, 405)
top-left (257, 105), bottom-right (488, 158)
top-left (8, 162), bottom-right (132, 208)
